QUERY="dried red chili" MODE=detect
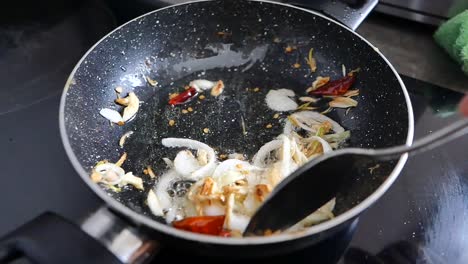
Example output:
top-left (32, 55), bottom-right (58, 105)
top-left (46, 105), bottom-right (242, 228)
top-left (309, 72), bottom-right (357, 96)
top-left (168, 87), bottom-right (198, 105)
top-left (172, 215), bottom-right (225, 236)
top-left (218, 230), bottom-right (231, 237)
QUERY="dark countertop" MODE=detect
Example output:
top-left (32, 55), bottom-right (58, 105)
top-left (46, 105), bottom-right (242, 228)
top-left (0, 1), bottom-right (467, 263)
top-left (357, 13), bottom-right (468, 93)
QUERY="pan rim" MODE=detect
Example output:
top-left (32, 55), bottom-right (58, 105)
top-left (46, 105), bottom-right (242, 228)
top-left (59, 0), bottom-right (415, 246)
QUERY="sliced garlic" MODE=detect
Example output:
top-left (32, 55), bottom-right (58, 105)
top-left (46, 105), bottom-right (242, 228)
top-left (122, 92), bottom-right (140, 122)
top-left (100, 108), bottom-right (124, 124)
top-left (119, 172), bottom-right (144, 190)
top-left (344, 89), bottom-right (360, 97)
top-left (329, 97), bottom-right (358, 108)
top-left (210, 80), bottom-right (225, 97)
top-left (189, 79), bottom-right (215, 91)
top-left (93, 163), bottom-right (125, 185)
top-left (306, 76), bottom-right (330, 93)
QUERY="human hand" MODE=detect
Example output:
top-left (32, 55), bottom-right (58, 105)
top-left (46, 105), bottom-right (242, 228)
top-left (460, 95), bottom-right (468, 117)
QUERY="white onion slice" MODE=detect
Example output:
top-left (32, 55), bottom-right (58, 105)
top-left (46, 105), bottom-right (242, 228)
top-left (292, 111), bottom-right (344, 133)
top-left (212, 159), bottom-right (251, 178)
top-left (161, 138), bottom-right (216, 180)
top-left (265, 89), bottom-right (298, 112)
top-left (243, 192), bottom-right (261, 215)
top-left (217, 171), bottom-right (245, 186)
top-left (279, 135), bottom-right (292, 178)
top-left (189, 79), bottom-right (215, 91)
top-left (290, 136), bottom-right (308, 166)
top-left (226, 213), bottom-right (250, 233)
top-left (252, 139), bottom-right (282, 167)
top-left (283, 119), bottom-right (294, 135)
top-left (147, 190), bottom-right (163, 216)
top-left (165, 208), bottom-right (177, 224)
top-left (99, 108), bottom-right (123, 124)
top-left (289, 198), bottom-right (336, 230)
top-left (155, 169), bottom-right (177, 209)
top-left (203, 203), bottom-right (225, 216)
top-left (173, 150), bottom-right (201, 177)
top-left (303, 136), bottom-right (333, 153)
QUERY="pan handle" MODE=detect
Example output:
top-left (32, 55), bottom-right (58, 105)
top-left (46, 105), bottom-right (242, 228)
top-left (282, 0), bottom-right (379, 30)
top-left (0, 208), bottom-right (160, 264)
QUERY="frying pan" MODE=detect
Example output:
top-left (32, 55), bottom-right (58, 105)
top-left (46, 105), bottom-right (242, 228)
top-left (0, 0), bottom-right (414, 263)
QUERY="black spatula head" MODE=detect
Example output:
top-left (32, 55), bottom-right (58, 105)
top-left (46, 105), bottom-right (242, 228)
top-left (244, 151), bottom-right (362, 236)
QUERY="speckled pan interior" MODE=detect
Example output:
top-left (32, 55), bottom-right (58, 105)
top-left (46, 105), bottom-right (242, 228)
top-left (63, 0), bottom-right (409, 226)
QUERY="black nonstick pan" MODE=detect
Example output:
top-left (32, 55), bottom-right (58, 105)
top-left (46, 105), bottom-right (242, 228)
top-left (0, 0), bottom-right (414, 263)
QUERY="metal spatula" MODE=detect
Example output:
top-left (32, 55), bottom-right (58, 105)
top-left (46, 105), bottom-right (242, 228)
top-left (244, 118), bottom-right (468, 236)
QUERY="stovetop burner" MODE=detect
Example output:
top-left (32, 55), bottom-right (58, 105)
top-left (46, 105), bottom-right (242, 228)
top-left (0, 1), bottom-right (467, 264)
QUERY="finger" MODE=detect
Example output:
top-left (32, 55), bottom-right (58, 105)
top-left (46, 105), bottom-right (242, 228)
top-left (459, 94), bottom-right (468, 117)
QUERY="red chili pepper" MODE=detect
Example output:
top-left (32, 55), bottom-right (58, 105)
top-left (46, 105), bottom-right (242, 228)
top-left (172, 215), bottom-right (225, 236)
top-left (168, 87), bottom-right (198, 105)
top-left (219, 230), bottom-right (231, 237)
top-left (309, 73), bottom-right (356, 96)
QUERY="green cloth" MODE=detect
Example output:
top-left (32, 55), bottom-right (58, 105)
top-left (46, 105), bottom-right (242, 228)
top-left (434, 10), bottom-right (468, 75)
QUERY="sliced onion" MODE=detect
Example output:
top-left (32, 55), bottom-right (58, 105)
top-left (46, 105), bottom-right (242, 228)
top-left (147, 190), bottom-right (163, 217)
top-left (155, 169), bottom-right (178, 209)
top-left (290, 136), bottom-right (308, 166)
top-left (203, 202), bottom-right (225, 216)
top-left (252, 139), bottom-right (282, 167)
top-left (303, 136), bottom-right (333, 153)
top-left (243, 192), bottom-right (261, 215)
top-left (174, 150), bottom-right (201, 177)
top-left (226, 213), bottom-right (250, 233)
top-left (165, 208), bottom-right (177, 224)
top-left (278, 135), bottom-right (292, 178)
top-left (265, 89), bottom-right (298, 112)
top-left (189, 79), bottom-right (215, 91)
top-left (212, 159), bottom-right (251, 178)
top-left (162, 138), bottom-right (216, 180)
top-left (99, 108), bottom-right (123, 124)
top-left (283, 119), bottom-right (294, 135)
top-left (323, 131), bottom-right (351, 147)
top-left (291, 111), bottom-right (344, 133)
top-left (215, 171), bottom-right (245, 186)
top-left (289, 198), bottom-right (336, 230)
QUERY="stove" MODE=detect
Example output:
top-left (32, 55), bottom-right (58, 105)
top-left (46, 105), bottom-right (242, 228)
top-left (1, 1), bottom-right (467, 264)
